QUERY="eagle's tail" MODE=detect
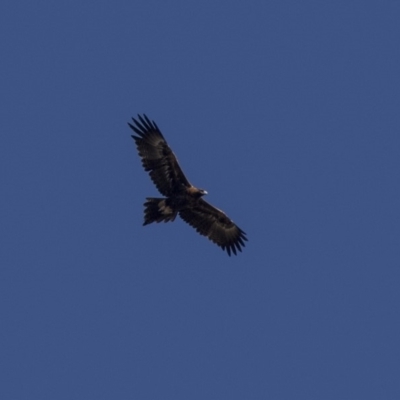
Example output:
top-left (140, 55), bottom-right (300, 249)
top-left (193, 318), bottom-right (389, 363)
top-left (143, 198), bottom-right (177, 226)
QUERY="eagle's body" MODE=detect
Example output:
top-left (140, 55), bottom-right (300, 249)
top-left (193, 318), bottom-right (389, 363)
top-left (129, 114), bottom-right (247, 256)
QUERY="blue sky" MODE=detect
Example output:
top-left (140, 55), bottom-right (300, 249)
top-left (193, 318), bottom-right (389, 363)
top-left (1, 1), bottom-right (400, 399)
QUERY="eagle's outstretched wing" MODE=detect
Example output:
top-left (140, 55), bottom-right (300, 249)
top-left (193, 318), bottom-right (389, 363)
top-left (128, 114), bottom-right (191, 196)
top-left (179, 198), bottom-right (248, 256)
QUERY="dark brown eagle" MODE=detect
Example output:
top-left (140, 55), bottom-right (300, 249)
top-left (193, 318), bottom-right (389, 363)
top-left (128, 114), bottom-right (247, 256)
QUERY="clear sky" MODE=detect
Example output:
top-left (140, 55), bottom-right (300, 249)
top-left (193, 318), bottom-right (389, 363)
top-left (1, 1), bottom-right (400, 399)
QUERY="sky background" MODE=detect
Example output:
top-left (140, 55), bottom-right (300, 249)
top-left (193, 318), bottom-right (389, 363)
top-left (1, 1), bottom-right (400, 399)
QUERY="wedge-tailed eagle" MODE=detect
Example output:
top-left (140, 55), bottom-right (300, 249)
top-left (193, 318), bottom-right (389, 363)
top-left (129, 114), bottom-right (247, 256)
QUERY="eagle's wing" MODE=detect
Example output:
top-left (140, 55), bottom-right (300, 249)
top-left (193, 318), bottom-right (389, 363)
top-left (179, 198), bottom-right (247, 256)
top-left (129, 114), bottom-right (191, 196)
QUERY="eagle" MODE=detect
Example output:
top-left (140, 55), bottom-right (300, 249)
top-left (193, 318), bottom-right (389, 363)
top-left (128, 114), bottom-right (247, 256)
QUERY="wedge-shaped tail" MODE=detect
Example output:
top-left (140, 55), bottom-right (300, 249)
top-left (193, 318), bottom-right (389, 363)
top-left (143, 198), bottom-right (177, 225)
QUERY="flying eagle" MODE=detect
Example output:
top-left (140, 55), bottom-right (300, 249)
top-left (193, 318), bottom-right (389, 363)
top-left (129, 114), bottom-right (247, 256)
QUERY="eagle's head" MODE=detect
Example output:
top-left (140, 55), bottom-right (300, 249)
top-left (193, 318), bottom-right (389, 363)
top-left (199, 189), bottom-right (208, 196)
top-left (187, 186), bottom-right (208, 198)
top-left (196, 188), bottom-right (208, 198)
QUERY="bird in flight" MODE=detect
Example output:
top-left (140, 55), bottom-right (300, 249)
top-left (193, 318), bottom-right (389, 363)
top-left (129, 114), bottom-right (247, 256)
